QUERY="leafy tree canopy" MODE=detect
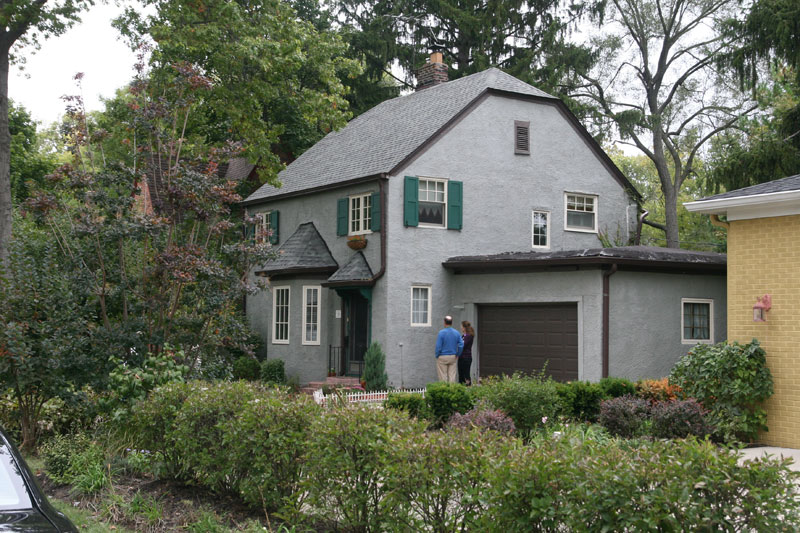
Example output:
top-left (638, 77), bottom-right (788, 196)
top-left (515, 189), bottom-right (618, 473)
top-left (114, 0), bottom-right (361, 187)
top-left (9, 101), bottom-right (57, 203)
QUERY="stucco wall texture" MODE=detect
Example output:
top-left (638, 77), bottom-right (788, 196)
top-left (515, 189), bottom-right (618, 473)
top-left (609, 271), bottom-right (727, 379)
top-left (727, 214), bottom-right (800, 448)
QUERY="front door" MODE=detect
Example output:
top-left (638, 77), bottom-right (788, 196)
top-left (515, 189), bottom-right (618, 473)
top-left (342, 291), bottom-right (370, 376)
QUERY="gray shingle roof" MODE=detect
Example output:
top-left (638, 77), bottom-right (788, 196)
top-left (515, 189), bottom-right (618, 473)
top-left (697, 174), bottom-right (800, 202)
top-left (445, 246), bottom-right (726, 271)
top-left (327, 251), bottom-right (374, 284)
top-left (244, 69), bottom-right (557, 203)
top-left (256, 222), bottom-right (337, 275)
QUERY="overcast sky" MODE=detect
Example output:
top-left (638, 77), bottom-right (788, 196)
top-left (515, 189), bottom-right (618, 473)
top-left (10, 2), bottom-right (140, 125)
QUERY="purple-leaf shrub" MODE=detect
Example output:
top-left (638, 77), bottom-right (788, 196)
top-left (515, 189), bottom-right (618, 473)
top-left (598, 395), bottom-right (650, 438)
top-left (445, 403), bottom-right (516, 435)
top-left (650, 399), bottom-right (711, 439)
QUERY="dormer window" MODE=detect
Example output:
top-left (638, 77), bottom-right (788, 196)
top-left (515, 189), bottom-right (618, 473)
top-left (515, 121), bottom-right (530, 155)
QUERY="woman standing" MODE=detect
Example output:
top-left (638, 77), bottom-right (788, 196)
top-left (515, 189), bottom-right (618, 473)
top-left (459, 321), bottom-right (475, 385)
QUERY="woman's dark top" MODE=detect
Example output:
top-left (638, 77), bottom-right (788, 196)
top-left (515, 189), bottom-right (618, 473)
top-left (461, 333), bottom-right (474, 358)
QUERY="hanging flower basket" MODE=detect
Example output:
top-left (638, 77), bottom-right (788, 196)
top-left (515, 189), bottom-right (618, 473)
top-left (347, 235), bottom-right (368, 250)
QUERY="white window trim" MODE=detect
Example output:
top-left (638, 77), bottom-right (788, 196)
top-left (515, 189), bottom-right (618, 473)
top-left (272, 286), bottom-right (290, 345)
top-left (348, 192), bottom-right (373, 236)
top-left (418, 177), bottom-right (448, 229)
top-left (681, 298), bottom-right (714, 345)
top-left (531, 210), bottom-right (550, 249)
top-left (302, 285), bottom-right (321, 346)
top-left (564, 192), bottom-right (599, 233)
top-left (410, 285), bottom-right (432, 327)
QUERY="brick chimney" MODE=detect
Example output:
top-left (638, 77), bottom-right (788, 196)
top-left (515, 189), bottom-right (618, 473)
top-left (416, 52), bottom-right (449, 91)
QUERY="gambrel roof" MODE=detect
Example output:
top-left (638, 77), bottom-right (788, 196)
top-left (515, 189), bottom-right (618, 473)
top-left (243, 68), bottom-right (640, 205)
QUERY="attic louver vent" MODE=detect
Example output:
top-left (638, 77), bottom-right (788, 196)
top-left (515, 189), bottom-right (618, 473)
top-left (515, 120), bottom-right (530, 155)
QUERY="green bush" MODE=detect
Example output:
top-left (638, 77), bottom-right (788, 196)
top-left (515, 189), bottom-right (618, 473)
top-left (598, 377), bottom-right (636, 398)
top-left (670, 339), bottom-right (773, 443)
top-left (481, 432), bottom-right (800, 531)
top-left (40, 433), bottom-right (109, 494)
top-left (445, 402), bottom-right (516, 435)
top-left (130, 381), bottom-right (192, 478)
top-left (470, 373), bottom-right (561, 435)
top-left (260, 359), bottom-right (286, 384)
top-left (426, 382), bottom-right (473, 426)
top-left (362, 342), bottom-right (389, 391)
top-left (383, 427), bottom-right (514, 531)
top-left (232, 356), bottom-right (261, 381)
top-left (171, 381), bottom-right (260, 492)
top-left (385, 392), bottom-right (428, 419)
top-left (302, 406), bottom-right (425, 531)
top-left (557, 381), bottom-right (605, 422)
top-left (223, 389), bottom-right (320, 513)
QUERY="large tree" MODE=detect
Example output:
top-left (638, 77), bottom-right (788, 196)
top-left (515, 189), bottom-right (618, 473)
top-left (328, 0), bottom-right (599, 111)
top-left (576, 0), bottom-right (756, 248)
top-left (0, 0), bottom-right (91, 268)
top-left (9, 101), bottom-right (56, 203)
top-left (115, 0), bottom-right (360, 184)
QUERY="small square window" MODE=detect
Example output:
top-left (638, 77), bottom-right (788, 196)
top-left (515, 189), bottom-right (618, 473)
top-left (681, 299), bottom-right (714, 344)
top-left (565, 193), bottom-right (598, 232)
top-left (411, 286), bottom-right (431, 326)
top-left (349, 193), bottom-right (372, 235)
top-left (532, 210), bottom-right (549, 248)
top-left (418, 178), bottom-right (447, 227)
top-left (272, 286), bottom-right (290, 344)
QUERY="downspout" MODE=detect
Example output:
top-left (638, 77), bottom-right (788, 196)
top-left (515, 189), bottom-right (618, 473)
top-left (709, 214), bottom-right (729, 230)
top-left (370, 176), bottom-right (388, 283)
top-left (602, 264), bottom-right (618, 379)
top-left (635, 210), bottom-right (648, 245)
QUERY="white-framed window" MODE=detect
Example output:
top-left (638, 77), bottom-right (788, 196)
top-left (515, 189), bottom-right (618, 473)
top-left (681, 298), bottom-right (714, 344)
top-left (302, 285), bottom-right (321, 345)
top-left (419, 178), bottom-right (447, 227)
top-left (411, 285), bottom-right (431, 326)
top-left (532, 210), bottom-right (550, 249)
top-left (349, 193), bottom-right (372, 235)
top-left (272, 286), bottom-right (290, 344)
top-left (564, 193), bottom-right (598, 232)
top-left (255, 211), bottom-right (272, 243)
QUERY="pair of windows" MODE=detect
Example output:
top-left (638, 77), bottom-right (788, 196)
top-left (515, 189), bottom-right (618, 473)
top-left (529, 193), bottom-right (598, 249)
top-left (404, 176), bottom-right (463, 229)
top-left (272, 286), bottom-right (321, 345)
top-left (682, 299), bottom-right (714, 344)
top-left (252, 211), bottom-right (280, 245)
top-left (337, 191), bottom-right (381, 236)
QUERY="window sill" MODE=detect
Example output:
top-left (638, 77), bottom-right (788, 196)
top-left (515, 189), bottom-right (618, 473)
top-left (302, 341), bottom-right (321, 346)
top-left (532, 244), bottom-right (550, 250)
top-left (417, 224), bottom-right (448, 230)
top-left (681, 339), bottom-right (713, 345)
top-left (564, 227), bottom-right (598, 234)
top-left (348, 230), bottom-right (373, 237)
top-left (411, 323), bottom-right (432, 327)
top-left (272, 340), bottom-right (290, 345)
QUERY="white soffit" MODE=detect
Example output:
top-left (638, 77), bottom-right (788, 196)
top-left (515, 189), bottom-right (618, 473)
top-left (684, 189), bottom-right (800, 221)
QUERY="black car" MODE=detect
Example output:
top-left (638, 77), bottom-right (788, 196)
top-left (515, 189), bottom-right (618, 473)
top-left (0, 429), bottom-right (77, 532)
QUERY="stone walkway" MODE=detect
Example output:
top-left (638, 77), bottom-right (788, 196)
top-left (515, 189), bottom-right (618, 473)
top-left (739, 447), bottom-right (800, 472)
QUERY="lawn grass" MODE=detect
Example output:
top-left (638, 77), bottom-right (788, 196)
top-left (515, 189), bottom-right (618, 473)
top-left (50, 499), bottom-right (137, 533)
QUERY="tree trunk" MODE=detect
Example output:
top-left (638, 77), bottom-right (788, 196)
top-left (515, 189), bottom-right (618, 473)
top-left (662, 185), bottom-right (680, 248)
top-left (0, 51), bottom-right (11, 270)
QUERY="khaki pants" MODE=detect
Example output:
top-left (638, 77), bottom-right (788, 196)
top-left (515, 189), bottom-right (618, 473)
top-left (436, 355), bottom-right (458, 382)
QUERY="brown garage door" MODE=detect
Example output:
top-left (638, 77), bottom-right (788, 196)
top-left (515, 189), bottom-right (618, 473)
top-left (478, 303), bottom-right (578, 382)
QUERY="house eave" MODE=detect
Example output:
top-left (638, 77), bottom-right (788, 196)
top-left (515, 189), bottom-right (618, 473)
top-left (255, 266), bottom-right (339, 277)
top-left (241, 174), bottom-right (388, 206)
top-left (442, 256), bottom-right (726, 275)
top-left (684, 189), bottom-right (800, 217)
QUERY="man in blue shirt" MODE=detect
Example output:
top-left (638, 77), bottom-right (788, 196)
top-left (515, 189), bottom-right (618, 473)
top-left (435, 315), bottom-right (464, 382)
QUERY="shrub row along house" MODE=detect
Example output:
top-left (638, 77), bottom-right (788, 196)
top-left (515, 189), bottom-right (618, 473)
top-left (243, 54), bottom-right (726, 388)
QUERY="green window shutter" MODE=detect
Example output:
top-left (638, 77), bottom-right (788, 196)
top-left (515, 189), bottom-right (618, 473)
top-left (404, 176), bottom-right (419, 227)
top-left (245, 222), bottom-right (255, 244)
top-left (337, 198), bottom-right (348, 236)
top-left (370, 191), bottom-right (381, 232)
top-left (447, 180), bottom-right (463, 230)
top-left (269, 210), bottom-right (280, 244)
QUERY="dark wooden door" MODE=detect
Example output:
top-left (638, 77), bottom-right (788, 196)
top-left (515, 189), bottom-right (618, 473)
top-left (343, 292), bottom-right (369, 375)
top-left (478, 303), bottom-right (578, 382)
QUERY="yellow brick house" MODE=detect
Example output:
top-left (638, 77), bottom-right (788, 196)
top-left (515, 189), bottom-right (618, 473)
top-left (685, 174), bottom-right (800, 448)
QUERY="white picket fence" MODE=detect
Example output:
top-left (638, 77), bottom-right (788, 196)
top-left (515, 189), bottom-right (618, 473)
top-left (313, 387), bottom-right (426, 407)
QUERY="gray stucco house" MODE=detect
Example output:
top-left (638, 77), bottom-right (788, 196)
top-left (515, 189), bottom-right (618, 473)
top-left (242, 55), bottom-right (727, 387)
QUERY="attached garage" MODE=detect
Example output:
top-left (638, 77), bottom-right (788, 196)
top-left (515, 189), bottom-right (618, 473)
top-left (478, 303), bottom-right (578, 382)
